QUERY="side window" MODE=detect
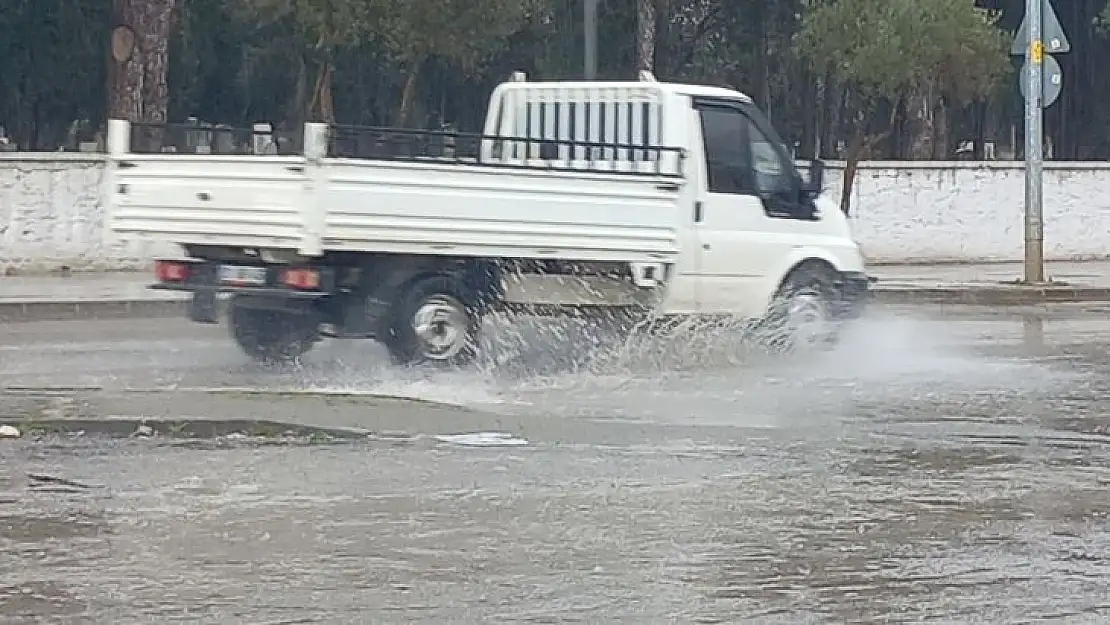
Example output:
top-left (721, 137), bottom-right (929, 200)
top-left (698, 106), bottom-right (752, 194)
top-left (747, 122), bottom-right (793, 195)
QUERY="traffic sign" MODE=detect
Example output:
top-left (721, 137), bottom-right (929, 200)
top-left (1011, 0), bottom-right (1069, 55)
top-left (1020, 53), bottom-right (1063, 108)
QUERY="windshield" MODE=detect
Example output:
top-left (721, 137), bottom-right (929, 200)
top-left (737, 100), bottom-right (797, 180)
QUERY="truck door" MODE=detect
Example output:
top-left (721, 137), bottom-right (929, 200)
top-left (691, 99), bottom-right (800, 317)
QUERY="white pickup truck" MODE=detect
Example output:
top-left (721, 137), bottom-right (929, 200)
top-left (105, 71), bottom-right (870, 366)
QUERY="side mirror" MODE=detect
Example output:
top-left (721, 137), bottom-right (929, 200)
top-left (799, 159), bottom-right (824, 196)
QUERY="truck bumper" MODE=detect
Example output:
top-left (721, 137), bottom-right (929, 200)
top-left (149, 260), bottom-right (333, 322)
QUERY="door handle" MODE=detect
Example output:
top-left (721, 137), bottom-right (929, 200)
top-left (694, 200), bottom-right (704, 223)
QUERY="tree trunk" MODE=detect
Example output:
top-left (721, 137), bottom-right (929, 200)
top-left (817, 70), bottom-right (835, 158)
top-left (903, 85), bottom-right (936, 159)
top-left (801, 69), bottom-right (818, 158)
top-left (755, 3), bottom-right (770, 111)
top-left (287, 53), bottom-right (310, 135)
top-left (107, 0), bottom-right (143, 123)
top-left (140, 0), bottom-right (174, 125)
top-left (972, 101), bottom-right (986, 160)
top-left (636, 0), bottom-right (656, 72)
top-left (828, 81), bottom-right (847, 158)
top-left (842, 95), bottom-right (903, 214)
top-left (108, 0), bottom-right (175, 151)
top-left (651, 0), bottom-right (670, 74)
top-left (320, 64), bottom-right (335, 125)
top-left (395, 63), bottom-right (421, 127)
top-left (933, 96), bottom-right (949, 159)
top-left (308, 61), bottom-right (336, 124)
top-left (840, 127), bottom-right (864, 217)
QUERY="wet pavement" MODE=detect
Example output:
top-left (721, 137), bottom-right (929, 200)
top-left (0, 272), bottom-right (187, 304)
top-left (3, 304), bottom-right (1110, 623)
top-left (867, 259), bottom-right (1110, 289)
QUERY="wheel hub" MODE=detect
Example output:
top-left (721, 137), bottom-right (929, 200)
top-left (411, 295), bottom-right (469, 360)
top-left (782, 290), bottom-right (831, 350)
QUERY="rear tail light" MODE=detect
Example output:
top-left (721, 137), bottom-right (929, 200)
top-left (280, 268), bottom-right (320, 290)
top-left (154, 260), bottom-right (189, 282)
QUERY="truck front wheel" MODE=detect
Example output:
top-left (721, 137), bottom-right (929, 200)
top-left (760, 264), bottom-right (840, 354)
top-left (229, 297), bottom-right (320, 364)
top-left (383, 275), bottom-right (481, 367)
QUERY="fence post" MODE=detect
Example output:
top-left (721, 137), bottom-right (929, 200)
top-left (102, 119), bottom-right (132, 252)
top-left (106, 119), bottom-right (130, 157)
top-left (252, 122), bottom-right (275, 155)
top-left (299, 122), bottom-right (329, 257)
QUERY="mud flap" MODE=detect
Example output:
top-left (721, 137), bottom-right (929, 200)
top-left (188, 289), bottom-right (219, 323)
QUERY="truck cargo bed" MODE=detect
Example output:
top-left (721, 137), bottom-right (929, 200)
top-left (107, 122), bottom-right (686, 264)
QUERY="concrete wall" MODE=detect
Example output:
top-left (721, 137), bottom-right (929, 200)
top-left (829, 162), bottom-right (1110, 265)
top-left (0, 154), bottom-right (173, 275)
top-left (1, 155), bottom-right (1108, 273)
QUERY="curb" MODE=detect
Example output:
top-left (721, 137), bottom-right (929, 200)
top-left (0, 298), bottom-right (187, 322)
top-left (2, 285), bottom-right (1109, 322)
top-left (1, 416), bottom-right (372, 441)
top-left (870, 286), bottom-right (1110, 306)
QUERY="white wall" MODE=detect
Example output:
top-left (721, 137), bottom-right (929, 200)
top-left (0, 154), bottom-right (174, 275)
top-left (827, 162), bottom-right (1110, 265)
top-left (1, 155), bottom-right (1108, 273)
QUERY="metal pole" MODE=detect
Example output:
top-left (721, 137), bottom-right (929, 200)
top-left (1023, 0), bottom-right (1045, 283)
top-left (584, 0), bottom-right (598, 80)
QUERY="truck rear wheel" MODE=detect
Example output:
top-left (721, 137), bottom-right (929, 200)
top-left (229, 297), bottom-right (320, 364)
top-left (383, 275), bottom-right (481, 367)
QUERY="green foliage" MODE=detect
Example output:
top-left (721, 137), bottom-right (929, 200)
top-left (235, 0), bottom-right (379, 50)
top-left (228, 0), bottom-right (541, 122)
top-left (233, 0), bottom-right (538, 72)
top-left (377, 0), bottom-right (543, 72)
top-left (794, 0), bottom-right (1010, 103)
top-left (7, 0), bottom-right (1110, 157)
top-left (0, 0), bottom-right (110, 148)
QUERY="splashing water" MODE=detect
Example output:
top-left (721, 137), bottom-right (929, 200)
top-left (275, 307), bottom-right (1072, 425)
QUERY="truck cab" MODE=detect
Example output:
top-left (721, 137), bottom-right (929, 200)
top-left (477, 72), bottom-right (868, 321)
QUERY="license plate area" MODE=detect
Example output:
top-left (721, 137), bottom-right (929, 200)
top-left (218, 264), bottom-right (268, 286)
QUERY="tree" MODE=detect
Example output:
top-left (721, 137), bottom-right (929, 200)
top-left (636, 0), bottom-right (658, 72)
top-left (9, 0), bottom-right (1110, 157)
top-left (108, 0), bottom-right (177, 125)
top-left (235, 0), bottom-right (382, 124)
top-left (375, 0), bottom-right (543, 125)
top-left (234, 0), bottom-right (539, 127)
top-left (795, 0), bottom-right (1010, 214)
top-left (0, 0), bottom-right (110, 149)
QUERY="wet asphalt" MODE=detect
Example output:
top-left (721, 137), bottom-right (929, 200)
top-left (3, 303), bottom-right (1110, 623)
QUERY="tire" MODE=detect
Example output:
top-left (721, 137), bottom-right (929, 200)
top-left (759, 264), bottom-right (841, 355)
top-left (229, 297), bottom-right (320, 364)
top-left (383, 274), bottom-right (481, 367)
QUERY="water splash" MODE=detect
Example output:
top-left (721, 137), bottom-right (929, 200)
top-left (260, 307), bottom-right (1074, 419)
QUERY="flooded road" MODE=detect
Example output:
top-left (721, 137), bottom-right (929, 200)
top-left (3, 304), bottom-right (1110, 623)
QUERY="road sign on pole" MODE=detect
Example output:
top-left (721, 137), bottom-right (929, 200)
top-left (1012, 0), bottom-right (1069, 54)
top-left (1010, 0), bottom-right (1069, 284)
top-left (1020, 53), bottom-right (1063, 108)
top-left (1022, 0), bottom-right (1045, 283)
